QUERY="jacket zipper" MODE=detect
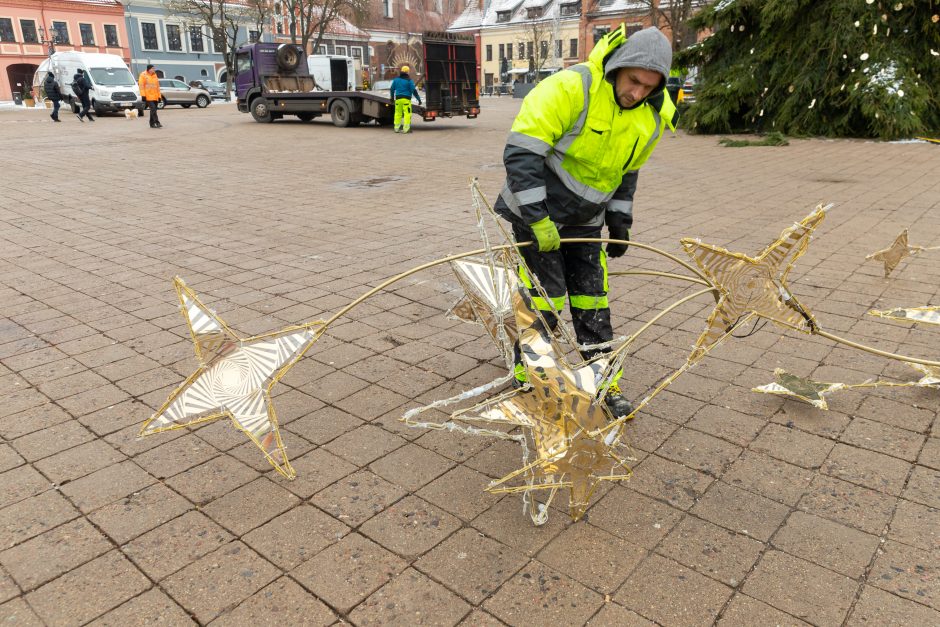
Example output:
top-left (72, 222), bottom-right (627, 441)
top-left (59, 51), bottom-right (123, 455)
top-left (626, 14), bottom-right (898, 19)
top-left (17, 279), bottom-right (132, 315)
top-left (623, 137), bottom-right (639, 172)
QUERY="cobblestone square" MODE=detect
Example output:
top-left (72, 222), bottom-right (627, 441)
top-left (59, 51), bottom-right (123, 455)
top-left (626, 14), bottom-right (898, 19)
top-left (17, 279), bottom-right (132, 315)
top-left (0, 100), bottom-right (938, 625)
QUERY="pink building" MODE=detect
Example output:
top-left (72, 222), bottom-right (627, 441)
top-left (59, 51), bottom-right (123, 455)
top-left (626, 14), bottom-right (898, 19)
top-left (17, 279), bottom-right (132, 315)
top-left (0, 0), bottom-right (129, 101)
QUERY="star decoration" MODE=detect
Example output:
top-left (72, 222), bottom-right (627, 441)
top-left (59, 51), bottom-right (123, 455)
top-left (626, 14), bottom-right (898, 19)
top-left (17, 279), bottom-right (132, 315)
top-left (866, 229), bottom-right (924, 278)
top-left (869, 306), bottom-right (940, 327)
top-left (139, 278), bottom-right (323, 479)
top-left (909, 363), bottom-right (940, 387)
top-left (680, 205), bottom-right (828, 363)
top-left (446, 258), bottom-right (517, 351)
top-left (752, 368), bottom-right (846, 410)
top-left (448, 277), bottom-right (632, 523)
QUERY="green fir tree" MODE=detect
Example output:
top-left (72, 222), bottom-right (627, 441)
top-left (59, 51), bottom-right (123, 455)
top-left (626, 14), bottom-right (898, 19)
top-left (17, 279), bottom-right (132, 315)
top-left (676, 0), bottom-right (940, 139)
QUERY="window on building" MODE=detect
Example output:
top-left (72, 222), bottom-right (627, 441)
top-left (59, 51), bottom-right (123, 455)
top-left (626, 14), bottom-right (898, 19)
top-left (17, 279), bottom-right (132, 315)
top-left (20, 19), bottom-right (38, 43)
top-left (79, 23), bottom-right (95, 46)
top-left (555, 39), bottom-right (562, 58)
top-left (174, 75), bottom-right (185, 81)
top-left (141, 22), bottom-right (159, 50)
top-left (53, 21), bottom-right (70, 44)
top-left (201, 68), bottom-right (208, 76)
top-left (518, 43), bottom-right (524, 60)
top-left (316, 45), bottom-right (327, 54)
top-left (506, 43), bottom-right (513, 60)
top-left (275, 19), bottom-right (283, 35)
top-left (526, 7), bottom-right (543, 19)
top-left (526, 41), bottom-right (533, 59)
top-left (189, 26), bottom-right (204, 51)
top-left (559, 1), bottom-right (581, 17)
top-left (485, 44), bottom-right (492, 62)
top-left (593, 25), bottom-right (610, 43)
top-left (569, 38), bottom-right (577, 58)
top-left (383, 0), bottom-right (394, 18)
top-left (350, 46), bottom-right (362, 59)
top-left (0, 18), bottom-right (14, 43)
top-left (166, 24), bottom-right (182, 51)
top-left (498, 43), bottom-right (504, 60)
top-left (496, 11), bottom-right (510, 23)
top-left (249, 30), bottom-right (260, 43)
top-left (104, 24), bottom-right (119, 47)
top-left (626, 23), bottom-right (643, 36)
top-left (335, 44), bottom-right (347, 55)
top-left (540, 40), bottom-right (547, 59)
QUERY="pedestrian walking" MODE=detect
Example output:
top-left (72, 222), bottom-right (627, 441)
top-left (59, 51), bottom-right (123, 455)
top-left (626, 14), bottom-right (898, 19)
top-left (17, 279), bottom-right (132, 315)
top-left (43, 72), bottom-right (62, 122)
top-left (71, 68), bottom-right (94, 122)
top-left (138, 64), bottom-right (162, 129)
top-left (389, 66), bottom-right (421, 134)
top-left (494, 25), bottom-right (678, 418)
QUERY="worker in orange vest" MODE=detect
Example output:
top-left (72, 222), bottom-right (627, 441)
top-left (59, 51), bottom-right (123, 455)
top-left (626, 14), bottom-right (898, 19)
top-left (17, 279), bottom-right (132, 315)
top-left (138, 64), bottom-right (162, 129)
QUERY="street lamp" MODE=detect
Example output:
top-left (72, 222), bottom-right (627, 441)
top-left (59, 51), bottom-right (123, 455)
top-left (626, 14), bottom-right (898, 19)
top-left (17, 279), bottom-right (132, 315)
top-left (38, 25), bottom-right (58, 56)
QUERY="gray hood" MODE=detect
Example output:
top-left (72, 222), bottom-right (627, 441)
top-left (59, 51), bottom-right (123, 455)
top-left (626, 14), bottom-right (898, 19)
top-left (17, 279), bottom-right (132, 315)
top-left (603, 27), bottom-right (672, 97)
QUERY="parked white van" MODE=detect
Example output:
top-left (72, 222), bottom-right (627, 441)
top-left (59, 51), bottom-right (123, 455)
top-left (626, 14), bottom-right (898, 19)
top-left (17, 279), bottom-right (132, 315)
top-left (34, 52), bottom-right (143, 116)
top-left (306, 55), bottom-right (355, 92)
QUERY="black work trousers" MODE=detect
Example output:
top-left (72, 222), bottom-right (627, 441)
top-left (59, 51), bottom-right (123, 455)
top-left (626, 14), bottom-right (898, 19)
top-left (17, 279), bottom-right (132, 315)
top-left (512, 222), bottom-right (612, 360)
top-left (147, 100), bottom-right (160, 127)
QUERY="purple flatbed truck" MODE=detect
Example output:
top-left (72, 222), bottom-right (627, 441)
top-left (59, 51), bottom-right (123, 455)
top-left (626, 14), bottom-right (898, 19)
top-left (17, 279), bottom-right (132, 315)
top-left (235, 34), bottom-right (479, 127)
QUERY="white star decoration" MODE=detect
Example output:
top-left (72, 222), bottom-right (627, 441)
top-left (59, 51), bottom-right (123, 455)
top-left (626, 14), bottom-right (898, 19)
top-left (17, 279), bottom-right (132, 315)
top-left (139, 278), bottom-right (323, 478)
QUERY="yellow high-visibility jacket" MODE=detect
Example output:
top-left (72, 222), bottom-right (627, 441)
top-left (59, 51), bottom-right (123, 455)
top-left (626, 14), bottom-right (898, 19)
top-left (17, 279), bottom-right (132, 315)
top-left (497, 25), bottom-right (676, 230)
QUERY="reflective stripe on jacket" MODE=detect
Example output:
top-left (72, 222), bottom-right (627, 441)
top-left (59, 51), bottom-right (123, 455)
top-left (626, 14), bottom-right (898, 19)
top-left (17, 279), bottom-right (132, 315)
top-left (139, 71), bottom-right (161, 101)
top-left (499, 25), bottom-right (676, 228)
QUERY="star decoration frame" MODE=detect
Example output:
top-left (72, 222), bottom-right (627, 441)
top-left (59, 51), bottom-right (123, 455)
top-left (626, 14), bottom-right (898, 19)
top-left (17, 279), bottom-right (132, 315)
top-left (139, 278), bottom-right (325, 479)
top-left (140, 180), bottom-right (940, 524)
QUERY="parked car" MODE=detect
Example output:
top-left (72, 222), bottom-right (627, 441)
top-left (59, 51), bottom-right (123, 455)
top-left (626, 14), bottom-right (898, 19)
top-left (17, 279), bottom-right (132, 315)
top-left (157, 79), bottom-right (211, 109)
top-left (190, 80), bottom-right (227, 100)
top-left (681, 79), bottom-right (695, 104)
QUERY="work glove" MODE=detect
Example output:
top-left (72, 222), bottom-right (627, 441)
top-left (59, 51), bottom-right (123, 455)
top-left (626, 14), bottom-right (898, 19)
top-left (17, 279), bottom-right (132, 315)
top-left (529, 216), bottom-right (561, 252)
top-left (606, 212), bottom-right (630, 258)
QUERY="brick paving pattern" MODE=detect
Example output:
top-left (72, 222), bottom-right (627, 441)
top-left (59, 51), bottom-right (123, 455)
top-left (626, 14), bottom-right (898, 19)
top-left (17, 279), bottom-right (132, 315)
top-left (0, 100), bottom-right (938, 625)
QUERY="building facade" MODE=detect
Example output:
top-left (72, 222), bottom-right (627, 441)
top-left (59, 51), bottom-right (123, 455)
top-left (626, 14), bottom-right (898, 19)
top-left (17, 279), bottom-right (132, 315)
top-left (578, 0), bottom-right (654, 61)
top-left (269, 3), bottom-right (370, 64)
top-left (354, 0), bottom-right (467, 80)
top-left (122, 0), bottom-right (257, 84)
top-left (0, 0), bottom-right (129, 101)
top-left (477, 0), bottom-right (581, 94)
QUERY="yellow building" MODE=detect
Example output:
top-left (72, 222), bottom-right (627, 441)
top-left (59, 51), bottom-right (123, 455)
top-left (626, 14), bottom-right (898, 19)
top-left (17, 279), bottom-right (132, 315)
top-left (479, 0), bottom-right (583, 94)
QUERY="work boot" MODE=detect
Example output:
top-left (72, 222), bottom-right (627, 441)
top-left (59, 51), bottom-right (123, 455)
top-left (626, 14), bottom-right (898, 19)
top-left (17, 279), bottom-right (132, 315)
top-left (394, 127), bottom-right (401, 133)
top-left (603, 382), bottom-right (635, 419)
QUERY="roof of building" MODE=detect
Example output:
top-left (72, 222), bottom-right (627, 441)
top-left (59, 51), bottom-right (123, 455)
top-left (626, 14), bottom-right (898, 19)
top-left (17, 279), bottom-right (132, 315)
top-left (448, 0), bottom-right (485, 30)
top-left (586, 0), bottom-right (648, 15)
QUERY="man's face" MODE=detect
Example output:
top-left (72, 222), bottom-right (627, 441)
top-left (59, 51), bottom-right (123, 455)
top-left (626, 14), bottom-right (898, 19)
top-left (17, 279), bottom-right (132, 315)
top-left (614, 67), bottom-right (661, 108)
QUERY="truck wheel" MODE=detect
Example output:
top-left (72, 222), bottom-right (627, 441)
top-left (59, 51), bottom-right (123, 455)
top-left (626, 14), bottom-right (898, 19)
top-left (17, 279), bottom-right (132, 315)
top-left (296, 112), bottom-right (316, 122)
top-left (196, 95), bottom-right (210, 108)
top-left (330, 100), bottom-right (351, 127)
top-left (251, 98), bottom-right (273, 123)
top-left (276, 44), bottom-right (301, 72)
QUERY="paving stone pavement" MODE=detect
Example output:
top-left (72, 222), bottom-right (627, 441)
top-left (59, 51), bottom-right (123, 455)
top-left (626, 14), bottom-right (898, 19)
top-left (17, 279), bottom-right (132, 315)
top-left (0, 100), bottom-right (938, 626)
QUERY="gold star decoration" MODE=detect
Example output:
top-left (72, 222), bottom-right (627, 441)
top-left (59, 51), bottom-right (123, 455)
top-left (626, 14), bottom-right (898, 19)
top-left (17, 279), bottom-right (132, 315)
top-left (869, 306), bottom-right (940, 327)
top-left (139, 278), bottom-right (324, 479)
top-left (752, 369), bottom-right (846, 410)
top-left (909, 363), bottom-right (940, 387)
top-left (446, 258), bottom-right (517, 354)
top-left (680, 205), bottom-right (828, 363)
top-left (439, 271), bottom-right (632, 523)
top-left (866, 229), bottom-right (924, 278)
